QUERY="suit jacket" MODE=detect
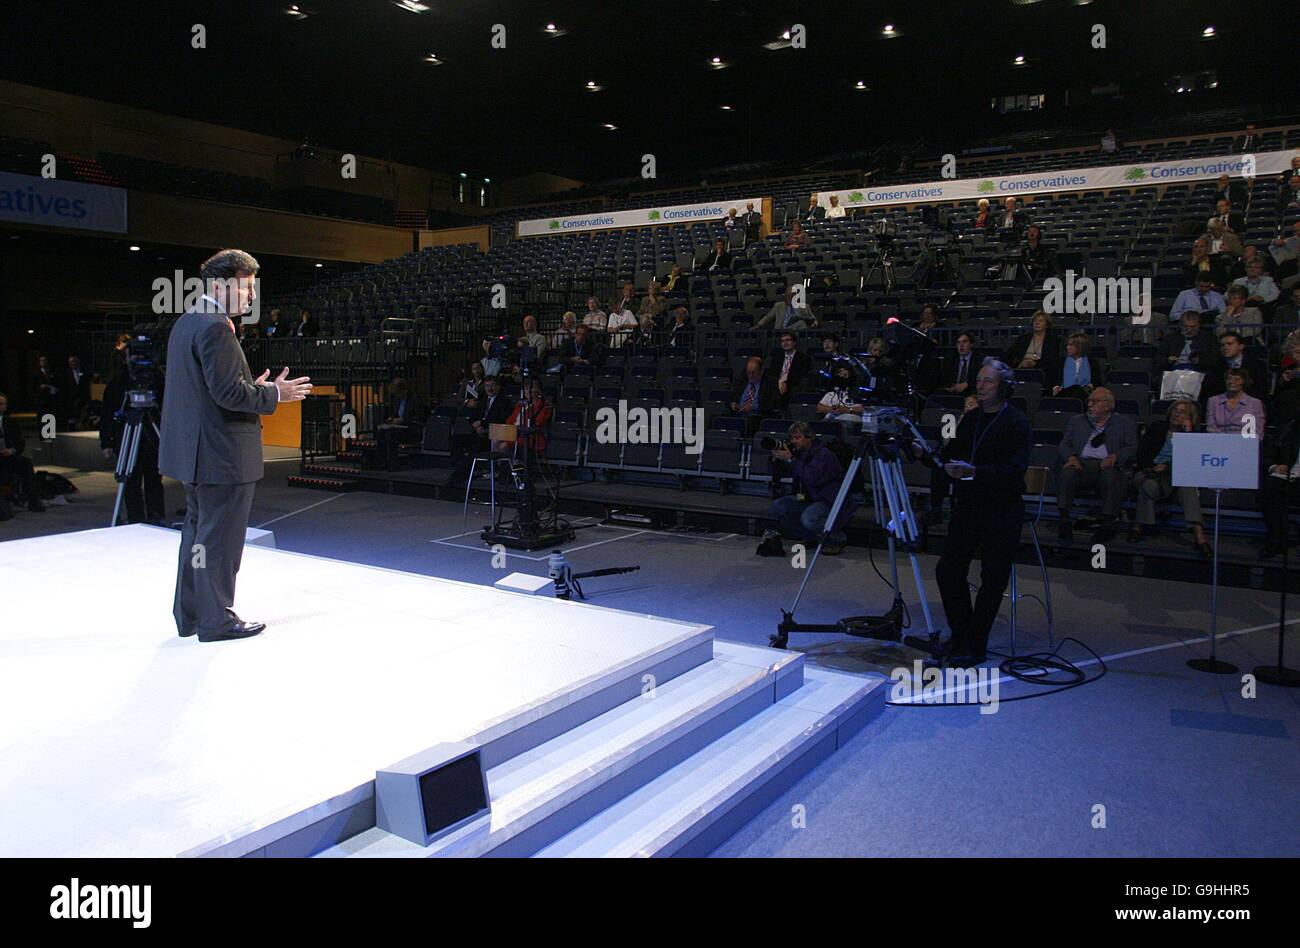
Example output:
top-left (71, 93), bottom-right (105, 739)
top-left (1158, 329), bottom-right (1218, 368)
top-left (559, 337), bottom-right (604, 367)
top-left (385, 395), bottom-right (428, 427)
top-left (730, 375), bottom-right (778, 415)
top-left (1058, 412), bottom-right (1139, 467)
top-left (293, 318), bottom-right (320, 337)
top-left (469, 392), bottom-right (515, 428)
top-left (158, 308), bottom-right (279, 484)
top-left (938, 352), bottom-right (981, 390)
top-left (63, 366), bottom-right (91, 409)
top-left (740, 210), bottom-right (762, 238)
top-left (804, 206), bottom-right (826, 222)
top-left (1004, 331), bottom-right (1061, 369)
top-left (0, 411), bottom-right (25, 456)
top-left (763, 349), bottom-right (811, 393)
top-left (1205, 231), bottom-right (1243, 259)
top-left (1198, 356), bottom-right (1268, 403)
top-left (704, 250), bottom-right (732, 271)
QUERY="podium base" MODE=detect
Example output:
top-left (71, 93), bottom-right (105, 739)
top-left (1252, 664), bottom-right (1300, 687)
top-left (1187, 657), bottom-right (1239, 675)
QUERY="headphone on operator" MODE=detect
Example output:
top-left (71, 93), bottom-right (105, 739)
top-left (981, 356), bottom-right (1016, 400)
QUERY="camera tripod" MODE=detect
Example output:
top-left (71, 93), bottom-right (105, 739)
top-left (770, 417), bottom-right (940, 650)
top-left (862, 245), bottom-right (898, 293)
top-left (109, 388), bottom-right (161, 527)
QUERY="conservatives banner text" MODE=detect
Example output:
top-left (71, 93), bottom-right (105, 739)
top-left (518, 197), bottom-right (764, 238)
top-left (0, 171), bottom-right (128, 233)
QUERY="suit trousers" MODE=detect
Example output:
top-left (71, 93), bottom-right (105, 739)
top-left (936, 502), bottom-right (1022, 656)
top-left (173, 481), bottom-right (257, 636)
top-left (1057, 458), bottom-right (1124, 520)
top-left (1133, 470), bottom-right (1203, 527)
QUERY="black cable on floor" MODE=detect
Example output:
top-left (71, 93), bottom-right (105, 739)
top-left (884, 637), bottom-right (1106, 708)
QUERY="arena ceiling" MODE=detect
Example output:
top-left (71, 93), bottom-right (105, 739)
top-left (0, 0), bottom-right (1286, 186)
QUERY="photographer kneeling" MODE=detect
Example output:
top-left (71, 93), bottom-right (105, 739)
top-left (759, 422), bottom-right (856, 557)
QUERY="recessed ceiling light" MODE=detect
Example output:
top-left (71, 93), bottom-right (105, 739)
top-left (543, 23), bottom-right (568, 36)
top-left (459, 172), bottom-right (468, 178)
top-left (882, 24), bottom-right (899, 38)
top-left (27, 328), bottom-right (34, 334)
top-left (709, 56), bottom-right (728, 69)
top-left (315, 262), bottom-right (323, 268)
top-left (424, 53), bottom-right (444, 65)
top-left (1202, 25), bottom-right (1217, 38)
top-left (586, 80), bottom-right (603, 91)
top-left (782, 30), bottom-right (791, 40)
top-left (603, 123), bottom-right (618, 131)
top-left (855, 81), bottom-right (868, 91)
top-left (392, 1), bottom-right (429, 12)
top-left (720, 105), bottom-right (733, 111)
top-left (1013, 54), bottom-right (1026, 65)
top-left (484, 178), bottom-right (490, 183)
top-left (129, 245), bottom-right (140, 251)
top-left (284, 4), bottom-right (313, 19)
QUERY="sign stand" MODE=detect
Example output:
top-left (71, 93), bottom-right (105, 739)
top-left (1187, 488), bottom-right (1237, 675)
top-left (1172, 432), bottom-right (1259, 675)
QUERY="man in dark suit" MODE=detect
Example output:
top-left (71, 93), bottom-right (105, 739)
top-left (0, 391), bottom-right (45, 513)
top-left (558, 324), bottom-right (604, 369)
top-left (376, 377), bottom-right (428, 471)
top-left (450, 375), bottom-right (515, 484)
top-left (804, 197), bottom-right (826, 222)
top-left (740, 201), bottom-right (762, 243)
top-left (730, 356), bottom-right (778, 435)
top-left (32, 355), bottom-right (59, 423)
top-left (937, 333), bottom-right (979, 396)
top-left (1158, 311), bottom-right (1218, 370)
top-left (63, 355), bottom-right (91, 428)
top-left (159, 250), bottom-right (312, 643)
top-left (1260, 416), bottom-right (1300, 556)
top-left (1055, 388), bottom-right (1139, 544)
top-left (293, 309), bottom-right (319, 337)
top-left (762, 331), bottom-right (811, 409)
top-left (1198, 332), bottom-right (1269, 404)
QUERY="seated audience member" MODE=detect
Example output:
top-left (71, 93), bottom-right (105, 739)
top-left (1270, 220), bottom-right (1300, 280)
top-left (1129, 399), bottom-right (1211, 557)
top-left (999, 197), bottom-right (1026, 244)
top-left (1005, 310), bottom-right (1060, 370)
top-left (1100, 128), bottom-right (1117, 153)
top-left (923, 394), bottom-right (980, 523)
top-left (763, 330), bottom-right (810, 409)
top-left (1207, 197), bottom-right (1245, 235)
top-left (817, 364), bottom-right (868, 422)
top-left (755, 286), bottom-right (817, 330)
top-left (477, 337), bottom-right (503, 378)
top-left (63, 355), bottom-right (91, 428)
top-left (614, 281), bottom-right (638, 316)
top-left (293, 309), bottom-right (319, 337)
top-left (450, 375), bottom-right (515, 484)
top-left (555, 310), bottom-right (579, 346)
top-left (518, 314), bottom-right (548, 360)
top-left (559, 324), bottom-right (602, 368)
top-left (1199, 332), bottom-right (1268, 403)
top-left (864, 336), bottom-right (894, 380)
top-left (1216, 285), bottom-right (1264, 342)
top-left (1261, 413), bottom-right (1300, 556)
top-left (1206, 368), bottom-right (1265, 435)
top-left (973, 198), bottom-right (996, 231)
top-left (1169, 274), bottom-right (1226, 324)
top-left (804, 196), bottom-right (826, 222)
top-left (1212, 173), bottom-right (1244, 208)
top-left (1275, 330), bottom-right (1300, 424)
top-left (1274, 285), bottom-right (1300, 328)
top-left (723, 207), bottom-right (740, 234)
top-left (784, 222), bottom-right (809, 250)
top-left (825, 195), bottom-right (846, 220)
top-left (456, 362), bottom-right (486, 409)
top-left (1231, 258), bottom-right (1279, 315)
top-left (661, 265), bottom-right (687, 294)
top-left (704, 238), bottom-right (732, 272)
top-left (740, 202), bottom-right (762, 243)
top-left (1159, 311), bottom-right (1217, 370)
top-left (582, 297), bottom-right (608, 331)
top-left (629, 315), bottom-right (657, 353)
top-left (1021, 225), bottom-right (1056, 283)
top-left (666, 305), bottom-right (694, 350)
top-left (1056, 388), bottom-right (1138, 544)
top-left (498, 379), bottom-right (552, 455)
top-left (638, 281), bottom-right (667, 321)
top-left (376, 378), bottom-right (428, 471)
top-left (0, 392), bottom-right (46, 513)
top-left (1205, 218), bottom-right (1242, 261)
top-left (1184, 238), bottom-right (1229, 289)
top-left (605, 301), bottom-right (637, 348)
top-left (730, 356), bottom-right (777, 434)
top-left (263, 308), bottom-right (284, 338)
top-left (917, 304), bottom-right (942, 336)
top-left (760, 422), bottom-right (855, 555)
top-left (1279, 155), bottom-right (1300, 203)
top-left (1234, 243), bottom-right (1276, 280)
top-left (821, 334), bottom-right (842, 356)
top-left (1048, 332), bottom-right (1103, 399)
top-left (939, 332), bottom-right (978, 396)
top-left (1287, 173), bottom-right (1300, 210)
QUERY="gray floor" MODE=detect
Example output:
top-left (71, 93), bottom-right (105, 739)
top-left (5, 457), bottom-right (1298, 857)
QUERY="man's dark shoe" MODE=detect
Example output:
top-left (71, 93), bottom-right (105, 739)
top-left (179, 627), bottom-right (197, 638)
top-left (1056, 519), bottom-right (1073, 543)
top-left (197, 621), bottom-right (266, 643)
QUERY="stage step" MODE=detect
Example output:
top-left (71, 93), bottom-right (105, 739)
top-left (302, 462), bottom-right (363, 477)
top-left (287, 474), bottom-right (361, 492)
top-left (336, 451), bottom-right (362, 462)
top-left (318, 644), bottom-right (881, 859)
top-left (535, 667), bottom-right (883, 858)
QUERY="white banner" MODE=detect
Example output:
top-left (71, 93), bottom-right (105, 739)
top-left (517, 196), bottom-right (764, 238)
top-left (813, 151), bottom-right (1297, 210)
top-left (0, 171), bottom-right (128, 233)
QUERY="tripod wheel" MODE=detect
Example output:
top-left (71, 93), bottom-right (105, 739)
top-left (768, 632), bottom-right (788, 650)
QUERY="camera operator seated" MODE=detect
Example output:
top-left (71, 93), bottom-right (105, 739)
top-left (450, 375), bottom-right (515, 485)
top-left (1055, 388), bottom-right (1138, 545)
top-left (758, 422), bottom-right (856, 556)
top-left (730, 357), bottom-right (777, 435)
top-left (0, 392), bottom-right (45, 514)
top-left (376, 378), bottom-right (428, 472)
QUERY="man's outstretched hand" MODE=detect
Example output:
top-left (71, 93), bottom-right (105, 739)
top-left (256, 367), bottom-right (312, 401)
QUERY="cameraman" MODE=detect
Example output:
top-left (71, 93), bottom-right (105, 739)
top-left (760, 422), bottom-right (857, 556)
top-left (100, 339), bottom-right (164, 525)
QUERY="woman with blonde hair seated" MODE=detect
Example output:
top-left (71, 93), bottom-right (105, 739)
top-left (1129, 399), bottom-right (1212, 557)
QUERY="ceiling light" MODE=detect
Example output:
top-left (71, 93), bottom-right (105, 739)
top-left (709, 56), bottom-right (728, 69)
top-left (1202, 26), bottom-right (1217, 38)
top-left (27, 328), bottom-right (34, 334)
top-left (855, 81), bottom-right (868, 91)
top-left (484, 178), bottom-right (490, 183)
top-left (586, 80), bottom-right (603, 91)
top-left (424, 53), bottom-right (444, 65)
top-left (1013, 54), bottom-right (1026, 65)
top-left (603, 124), bottom-right (618, 131)
top-left (459, 172), bottom-right (468, 178)
top-left (392, 1), bottom-right (429, 12)
top-left (284, 4), bottom-right (313, 19)
top-left (882, 24), bottom-right (899, 38)
top-left (720, 105), bottom-right (733, 111)
top-left (543, 23), bottom-right (568, 36)
top-left (315, 262), bottom-right (323, 267)
top-left (129, 245), bottom-right (140, 251)
top-left (782, 30), bottom-right (791, 40)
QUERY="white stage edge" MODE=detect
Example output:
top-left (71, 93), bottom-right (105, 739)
top-left (0, 525), bottom-right (882, 858)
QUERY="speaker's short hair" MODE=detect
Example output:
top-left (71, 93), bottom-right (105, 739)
top-left (980, 357), bottom-right (1015, 391)
top-left (200, 249), bottom-right (260, 281)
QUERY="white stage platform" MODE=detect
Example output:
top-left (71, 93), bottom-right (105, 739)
top-left (0, 525), bottom-right (883, 858)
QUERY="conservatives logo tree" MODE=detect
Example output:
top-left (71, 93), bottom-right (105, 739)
top-left (848, 191), bottom-right (865, 204)
top-left (648, 210), bottom-right (661, 221)
top-left (1124, 167), bottom-right (1146, 181)
top-left (977, 181), bottom-right (995, 194)
top-left (548, 220), bottom-right (560, 230)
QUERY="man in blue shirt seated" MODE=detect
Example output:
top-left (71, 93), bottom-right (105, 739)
top-left (1169, 274), bottom-right (1225, 325)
